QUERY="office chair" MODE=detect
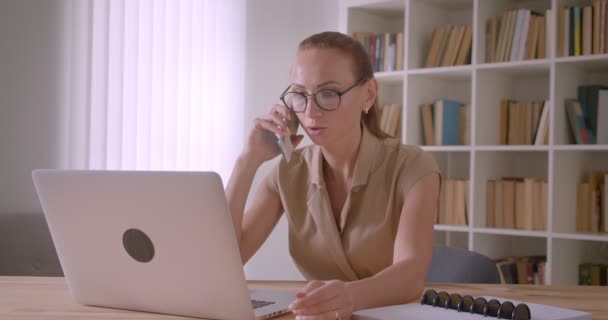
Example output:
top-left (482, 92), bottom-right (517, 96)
top-left (0, 212), bottom-right (63, 276)
top-left (426, 245), bottom-right (501, 284)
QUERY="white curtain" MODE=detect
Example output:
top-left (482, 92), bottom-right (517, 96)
top-left (65, 0), bottom-right (245, 182)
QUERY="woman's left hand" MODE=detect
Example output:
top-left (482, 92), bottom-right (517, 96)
top-left (288, 280), bottom-right (354, 320)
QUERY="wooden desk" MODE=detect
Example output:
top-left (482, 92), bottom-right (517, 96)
top-left (1, 277), bottom-right (607, 319)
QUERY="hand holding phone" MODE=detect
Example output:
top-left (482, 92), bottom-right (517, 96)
top-left (277, 111), bottom-right (299, 162)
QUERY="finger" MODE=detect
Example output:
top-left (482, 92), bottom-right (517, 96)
top-left (294, 310), bottom-right (339, 320)
top-left (292, 282), bottom-right (339, 310)
top-left (268, 112), bottom-right (290, 134)
top-left (270, 104), bottom-right (292, 121)
top-left (293, 295), bottom-right (341, 316)
top-left (293, 280), bottom-right (324, 300)
top-left (255, 118), bottom-right (286, 136)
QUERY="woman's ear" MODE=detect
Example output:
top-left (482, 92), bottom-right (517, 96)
top-left (364, 78), bottom-right (379, 107)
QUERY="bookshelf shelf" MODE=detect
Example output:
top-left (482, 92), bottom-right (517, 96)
top-left (553, 144), bottom-right (608, 151)
top-left (375, 71), bottom-right (405, 83)
top-left (434, 225), bottom-right (469, 232)
top-left (476, 60), bottom-right (551, 76)
top-left (554, 53), bottom-right (608, 68)
top-left (345, 0), bottom-right (405, 11)
top-left (552, 232), bottom-right (608, 242)
top-left (474, 145), bottom-right (550, 151)
top-left (421, 146), bottom-right (472, 152)
top-left (472, 227), bottom-right (549, 238)
top-left (342, 0), bottom-right (608, 286)
top-left (476, 58), bottom-right (552, 68)
top-left (407, 65), bottom-right (473, 79)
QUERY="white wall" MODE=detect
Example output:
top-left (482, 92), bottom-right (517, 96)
top-left (0, 0), bottom-right (70, 214)
top-left (0, 0), bottom-right (338, 279)
top-left (243, 0), bottom-right (339, 280)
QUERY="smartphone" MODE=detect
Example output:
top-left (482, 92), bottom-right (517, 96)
top-left (277, 111), bottom-right (299, 162)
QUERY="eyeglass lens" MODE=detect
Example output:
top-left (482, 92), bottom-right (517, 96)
top-left (282, 90), bottom-right (340, 112)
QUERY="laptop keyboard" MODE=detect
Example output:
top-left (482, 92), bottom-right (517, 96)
top-left (251, 299), bottom-right (275, 309)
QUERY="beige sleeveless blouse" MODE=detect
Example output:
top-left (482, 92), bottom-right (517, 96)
top-left (266, 125), bottom-right (440, 281)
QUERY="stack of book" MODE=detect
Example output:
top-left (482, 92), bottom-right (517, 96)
top-left (558, 1), bottom-right (608, 57)
top-left (424, 25), bottom-right (473, 68)
top-left (495, 255), bottom-right (547, 285)
top-left (420, 99), bottom-right (469, 145)
top-left (579, 263), bottom-right (608, 285)
top-left (566, 85), bottom-right (608, 145)
top-left (576, 171), bottom-right (607, 233)
top-left (498, 99), bottom-right (550, 145)
top-left (486, 8), bottom-right (550, 63)
top-left (353, 32), bottom-right (404, 72)
top-left (437, 179), bottom-right (468, 226)
top-left (379, 103), bottom-right (402, 138)
top-left (486, 177), bottom-right (548, 230)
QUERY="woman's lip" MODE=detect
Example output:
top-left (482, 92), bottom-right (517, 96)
top-left (306, 127), bottom-right (327, 136)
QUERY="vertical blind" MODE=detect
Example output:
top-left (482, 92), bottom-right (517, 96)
top-left (67, 0), bottom-right (245, 182)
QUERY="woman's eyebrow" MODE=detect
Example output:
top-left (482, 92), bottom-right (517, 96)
top-left (290, 80), bottom-right (343, 90)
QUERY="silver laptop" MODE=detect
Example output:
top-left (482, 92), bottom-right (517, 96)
top-left (32, 170), bottom-right (294, 320)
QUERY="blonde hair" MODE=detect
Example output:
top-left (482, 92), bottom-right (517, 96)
top-left (298, 31), bottom-right (390, 139)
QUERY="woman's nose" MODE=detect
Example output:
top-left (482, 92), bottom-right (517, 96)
top-left (304, 96), bottom-right (323, 118)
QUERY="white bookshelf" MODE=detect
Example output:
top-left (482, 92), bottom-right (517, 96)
top-left (340, 0), bottom-right (608, 285)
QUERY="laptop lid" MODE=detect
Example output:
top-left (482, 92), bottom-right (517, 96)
top-left (32, 170), bottom-right (283, 320)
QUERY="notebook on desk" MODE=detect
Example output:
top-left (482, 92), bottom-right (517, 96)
top-left (353, 290), bottom-right (591, 320)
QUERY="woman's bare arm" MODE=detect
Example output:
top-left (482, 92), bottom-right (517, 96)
top-left (225, 154), bottom-right (285, 264)
top-left (346, 172), bottom-right (440, 310)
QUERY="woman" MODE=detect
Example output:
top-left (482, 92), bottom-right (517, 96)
top-left (226, 31), bottom-right (440, 320)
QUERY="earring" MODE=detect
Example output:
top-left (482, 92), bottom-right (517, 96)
top-left (364, 107), bottom-right (370, 114)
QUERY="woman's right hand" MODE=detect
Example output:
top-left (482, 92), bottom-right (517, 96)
top-left (243, 104), bottom-right (304, 164)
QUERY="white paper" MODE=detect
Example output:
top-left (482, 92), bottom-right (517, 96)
top-left (353, 296), bottom-right (591, 320)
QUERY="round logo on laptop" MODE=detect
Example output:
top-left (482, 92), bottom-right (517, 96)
top-left (122, 228), bottom-right (155, 263)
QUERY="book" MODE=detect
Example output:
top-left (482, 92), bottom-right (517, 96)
top-left (494, 180), bottom-right (504, 228)
top-left (594, 0), bottom-right (601, 54)
top-left (353, 290), bottom-right (592, 320)
top-left (565, 6), bottom-right (571, 56)
top-left (565, 99), bottom-right (594, 144)
top-left (598, 90), bottom-right (608, 144)
top-left (496, 257), bottom-right (518, 284)
top-left (534, 100), bottom-right (550, 145)
top-left (589, 171), bottom-right (604, 232)
top-left (487, 180), bottom-right (495, 227)
top-left (433, 99), bottom-right (463, 146)
top-left (583, 5), bottom-right (592, 56)
top-left (579, 263), bottom-right (593, 285)
top-left (499, 99), bottom-right (509, 144)
top-left (487, 18), bottom-right (498, 62)
top-left (576, 183), bottom-right (591, 232)
top-left (574, 6), bottom-right (582, 56)
top-left (425, 27), bottom-right (444, 68)
top-left (558, 5), bottom-right (566, 56)
top-left (542, 10), bottom-right (549, 59)
top-left (604, 173), bottom-right (608, 233)
top-left (455, 25), bottom-right (472, 65)
top-left (579, 85), bottom-right (608, 139)
top-left (420, 104), bottom-right (434, 145)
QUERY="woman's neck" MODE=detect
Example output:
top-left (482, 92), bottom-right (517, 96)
top-left (321, 124), bottom-right (363, 185)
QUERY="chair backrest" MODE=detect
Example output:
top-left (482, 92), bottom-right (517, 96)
top-left (426, 245), bottom-right (500, 284)
top-left (0, 212), bottom-right (63, 276)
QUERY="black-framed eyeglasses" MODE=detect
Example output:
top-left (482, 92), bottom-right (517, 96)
top-left (421, 289), bottom-right (531, 320)
top-left (279, 76), bottom-right (367, 113)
